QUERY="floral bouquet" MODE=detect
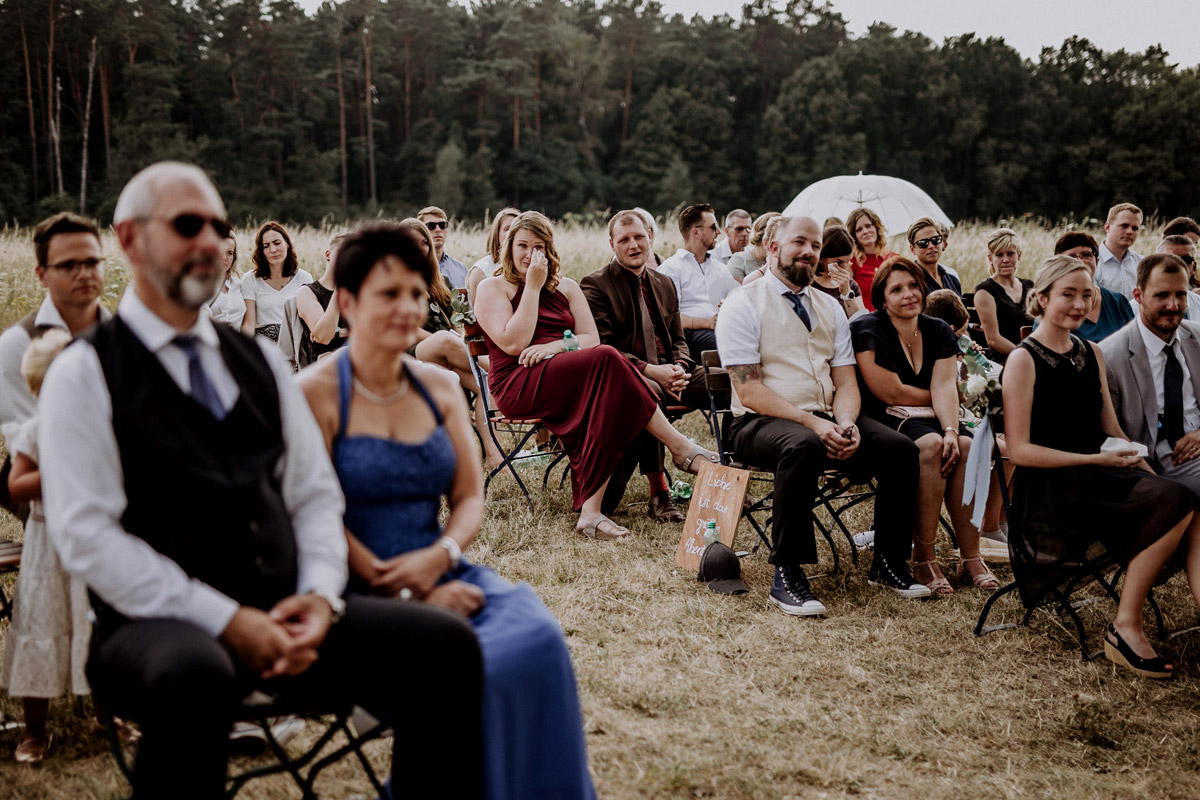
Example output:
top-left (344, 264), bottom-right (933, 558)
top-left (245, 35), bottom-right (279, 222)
top-left (957, 335), bottom-right (1000, 425)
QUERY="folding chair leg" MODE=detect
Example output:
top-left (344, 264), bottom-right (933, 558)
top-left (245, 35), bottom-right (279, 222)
top-left (483, 424), bottom-right (540, 512)
top-left (974, 581), bottom-right (1022, 637)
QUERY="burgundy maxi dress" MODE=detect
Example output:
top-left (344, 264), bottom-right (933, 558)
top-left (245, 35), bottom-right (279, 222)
top-left (483, 284), bottom-right (658, 510)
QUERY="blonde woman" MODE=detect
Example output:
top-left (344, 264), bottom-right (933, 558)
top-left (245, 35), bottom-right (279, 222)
top-left (208, 234), bottom-right (246, 328)
top-left (974, 228), bottom-right (1033, 362)
top-left (474, 212), bottom-right (717, 539)
top-left (847, 207), bottom-right (897, 309)
top-left (741, 215), bottom-right (787, 286)
top-left (725, 212), bottom-right (779, 283)
top-left (1002, 255), bottom-right (1200, 679)
top-left (466, 208), bottom-right (520, 304)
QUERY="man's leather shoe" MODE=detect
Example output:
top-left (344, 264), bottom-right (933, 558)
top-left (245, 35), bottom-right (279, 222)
top-left (647, 492), bottom-right (685, 523)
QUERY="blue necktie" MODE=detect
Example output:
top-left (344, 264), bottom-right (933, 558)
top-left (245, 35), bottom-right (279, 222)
top-left (783, 291), bottom-right (812, 332)
top-left (173, 335), bottom-right (227, 420)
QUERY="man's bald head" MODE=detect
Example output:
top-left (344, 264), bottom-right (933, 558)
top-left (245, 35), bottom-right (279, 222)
top-left (771, 216), bottom-right (822, 288)
top-left (114, 162), bottom-right (225, 225)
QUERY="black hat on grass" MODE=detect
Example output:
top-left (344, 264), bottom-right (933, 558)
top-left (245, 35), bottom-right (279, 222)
top-left (698, 542), bottom-right (749, 595)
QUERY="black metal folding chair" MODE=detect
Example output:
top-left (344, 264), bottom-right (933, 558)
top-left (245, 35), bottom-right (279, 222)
top-left (104, 698), bottom-right (390, 800)
top-left (699, 350), bottom-right (872, 573)
top-left (973, 412), bottom-right (1165, 659)
top-left (463, 323), bottom-right (566, 511)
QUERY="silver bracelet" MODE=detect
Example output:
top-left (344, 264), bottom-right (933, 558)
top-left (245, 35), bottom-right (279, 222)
top-left (436, 536), bottom-right (462, 569)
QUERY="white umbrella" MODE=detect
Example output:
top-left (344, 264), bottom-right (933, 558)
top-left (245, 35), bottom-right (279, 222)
top-left (782, 172), bottom-right (954, 236)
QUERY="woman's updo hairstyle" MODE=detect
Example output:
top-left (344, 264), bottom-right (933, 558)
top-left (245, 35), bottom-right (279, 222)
top-left (1026, 254), bottom-right (1091, 319)
top-left (334, 222), bottom-right (435, 298)
top-left (749, 212), bottom-right (781, 248)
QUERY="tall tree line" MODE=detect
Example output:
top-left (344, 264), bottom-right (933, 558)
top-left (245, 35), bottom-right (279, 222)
top-left (0, 0), bottom-right (1197, 225)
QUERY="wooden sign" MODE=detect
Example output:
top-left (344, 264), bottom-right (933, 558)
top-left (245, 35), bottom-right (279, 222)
top-left (674, 460), bottom-right (751, 571)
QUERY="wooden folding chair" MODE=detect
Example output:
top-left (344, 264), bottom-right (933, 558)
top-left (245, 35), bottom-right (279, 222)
top-left (973, 412), bottom-right (1165, 659)
top-left (104, 698), bottom-right (389, 800)
top-left (699, 351), bottom-right (870, 573)
top-left (462, 321), bottom-right (565, 510)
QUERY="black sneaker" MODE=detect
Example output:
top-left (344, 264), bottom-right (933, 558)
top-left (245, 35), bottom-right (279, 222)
top-left (768, 566), bottom-right (827, 616)
top-left (868, 557), bottom-right (932, 599)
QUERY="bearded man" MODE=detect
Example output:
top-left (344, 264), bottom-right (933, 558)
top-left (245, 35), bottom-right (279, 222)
top-left (715, 216), bottom-right (930, 618)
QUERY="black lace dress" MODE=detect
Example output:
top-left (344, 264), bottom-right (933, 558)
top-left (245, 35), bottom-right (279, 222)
top-left (1005, 335), bottom-right (1196, 606)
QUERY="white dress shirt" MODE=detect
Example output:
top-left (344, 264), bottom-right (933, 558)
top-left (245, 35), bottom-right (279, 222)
top-left (715, 270), bottom-right (856, 368)
top-left (711, 239), bottom-right (733, 264)
top-left (208, 275), bottom-right (247, 329)
top-left (39, 288), bottom-right (348, 638)
top-left (1095, 242), bottom-right (1142, 300)
top-left (0, 296), bottom-right (110, 444)
top-left (658, 249), bottom-right (739, 318)
top-left (1135, 314), bottom-right (1200, 439)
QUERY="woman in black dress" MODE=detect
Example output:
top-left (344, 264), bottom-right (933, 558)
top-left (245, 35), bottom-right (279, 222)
top-left (852, 257), bottom-right (998, 596)
top-left (974, 228), bottom-right (1034, 362)
top-left (1002, 254), bottom-right (1200, 679)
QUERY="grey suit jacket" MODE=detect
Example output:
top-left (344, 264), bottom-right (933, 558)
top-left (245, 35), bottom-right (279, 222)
top-left (1100, 319), bottom-right (1200, 469)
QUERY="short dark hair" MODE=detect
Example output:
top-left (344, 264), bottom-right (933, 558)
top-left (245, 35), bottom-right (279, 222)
top-left (334, 222), bottom-right (435, 298)
top-left (871, 255), bottom-right (928, 312)
top-left (925, 289), bottom-right (969, 331)
top-left (1162, 235), bottom-right (1195, 249)
top-left (1164, 217), bottom-right (1200, 238)
top-left (253, 221), bottom-right (299, 279)
top-left (677, 204), bottom-right (714, 237)
top-left (1053, 230), bottom-right (1099, 256)
top-left (33, 212), bottom-right (101, 267)
top-left (1136, 253), bottom-right (1187, 291)
top-left (820, 226), bottom-right (854, 260)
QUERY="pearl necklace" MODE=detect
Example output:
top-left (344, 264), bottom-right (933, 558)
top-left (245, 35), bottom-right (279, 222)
top-left (353, 375), bottom-right (409, 405)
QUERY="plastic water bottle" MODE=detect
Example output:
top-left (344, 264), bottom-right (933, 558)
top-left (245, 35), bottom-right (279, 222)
top-left (562, 330), bottom-right (579, 351)
top-left (702, 520), bottom-right (720, 547)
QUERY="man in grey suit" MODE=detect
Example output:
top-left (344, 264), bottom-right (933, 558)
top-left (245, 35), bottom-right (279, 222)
top-left (1101, 253), bottom-right (1200, 495)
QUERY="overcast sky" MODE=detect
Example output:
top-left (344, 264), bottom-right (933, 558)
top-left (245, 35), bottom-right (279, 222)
top-left (296, 0), bottom-right (1199, 67)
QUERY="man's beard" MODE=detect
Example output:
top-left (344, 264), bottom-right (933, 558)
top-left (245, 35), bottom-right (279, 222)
top-left (779, 258), bottom-right (815, 288)
top-left (149, 257), bottom-right (223, 310)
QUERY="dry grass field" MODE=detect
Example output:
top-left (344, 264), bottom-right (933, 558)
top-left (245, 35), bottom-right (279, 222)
top-left (3, 217), bottom-right (1200, 799)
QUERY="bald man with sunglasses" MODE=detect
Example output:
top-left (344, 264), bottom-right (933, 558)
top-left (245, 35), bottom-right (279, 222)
top-left (37, 162), bottom-right (484, 799)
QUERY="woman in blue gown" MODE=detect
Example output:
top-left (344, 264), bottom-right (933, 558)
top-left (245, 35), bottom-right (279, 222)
top-left (301, 223), bottom-right (596, 799)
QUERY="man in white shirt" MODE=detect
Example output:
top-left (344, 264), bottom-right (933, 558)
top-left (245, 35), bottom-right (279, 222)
top-left (716, 215), bottom-right (930, 618)
top-left (711, 209), bottom-right (752, 264)
top-left (1095, 202), bottom-right (1144, 300)
top-left (659, 203), bottom-right (739, 362)
top-left (39, 162), bottom-right (483, 799)
top-left (0, 212), bottom-right (110, 449)
top-left (1102, 253), bottom-right (1200, 496)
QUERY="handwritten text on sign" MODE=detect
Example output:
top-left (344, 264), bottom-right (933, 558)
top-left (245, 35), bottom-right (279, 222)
top-left (674, 460), bottom-right (750, 571)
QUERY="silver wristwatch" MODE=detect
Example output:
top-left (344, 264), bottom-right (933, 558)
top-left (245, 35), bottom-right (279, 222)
top-left (436, 536), bottom-right (462, 569)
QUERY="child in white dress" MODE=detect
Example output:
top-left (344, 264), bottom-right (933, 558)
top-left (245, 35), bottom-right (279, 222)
top-left (0, 330), bottom-right (112, 762)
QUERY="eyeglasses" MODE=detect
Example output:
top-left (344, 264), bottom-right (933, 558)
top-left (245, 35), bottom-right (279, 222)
top-left (424, 220), bottom-right (449, 230)
top-left (138, 214), bottom-right (232, 239)
top-left (913, 236), bottom-right (944, 249)
top-left (46, 257), bottom-right (105, 275)
top-left (1179, 255), bottom-right (1196, 267)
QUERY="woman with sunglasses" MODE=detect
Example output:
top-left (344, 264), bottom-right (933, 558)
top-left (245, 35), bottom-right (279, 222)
top-left (846, 208), bottom-right (897, 310)
top-left (208, 233), bottom-right (246, 329)
top-left (241, 222), bottom-right (313, 341)
top-left (906, 217), bottom-right (962, 297)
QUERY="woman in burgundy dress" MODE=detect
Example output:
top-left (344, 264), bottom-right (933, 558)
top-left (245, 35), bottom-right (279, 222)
top-left (475, 211), bottom-right (717, 539)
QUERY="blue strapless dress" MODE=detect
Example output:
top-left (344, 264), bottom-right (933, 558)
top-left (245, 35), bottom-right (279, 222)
top-left (331, 352), bottom-right (596, 800)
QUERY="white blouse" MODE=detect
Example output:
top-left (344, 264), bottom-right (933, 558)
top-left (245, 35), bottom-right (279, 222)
top-left (241, 270), bottom-right (314, 329)
top-left (209, 276), bottom-right (247, 329)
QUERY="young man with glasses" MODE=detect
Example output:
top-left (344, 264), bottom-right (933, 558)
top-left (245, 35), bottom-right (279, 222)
top-left (906, 217), bottom-right (962, 296)
top-left (0, 212), bottom-right (111, 450)
top-left (418, 206), bottom-right (468, 290)
top-left (658, 203), bottom-right (739, 362)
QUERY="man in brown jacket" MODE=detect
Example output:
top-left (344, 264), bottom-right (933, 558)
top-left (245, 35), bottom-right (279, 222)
top-left (582, 210), bottom-right (711, 522)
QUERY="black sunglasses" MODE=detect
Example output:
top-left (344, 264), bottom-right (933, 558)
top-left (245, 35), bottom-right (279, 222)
top-left (914, 236), bottom-right (944, 249)
top-left (425, 220), bottom-right (449, 230)
top-left (139, 214), bottom-right (232, 239)
top-left (1180, 254), bottom-right (1196, 267)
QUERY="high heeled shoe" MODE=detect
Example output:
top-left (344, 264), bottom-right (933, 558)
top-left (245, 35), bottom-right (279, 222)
top-left (1103, 623), bottom-right (1174, 680)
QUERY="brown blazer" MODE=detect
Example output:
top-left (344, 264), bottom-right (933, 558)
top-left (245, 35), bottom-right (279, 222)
top-left (581, 259), bottom-right (692, 370)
